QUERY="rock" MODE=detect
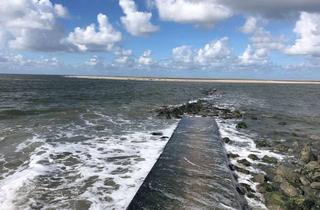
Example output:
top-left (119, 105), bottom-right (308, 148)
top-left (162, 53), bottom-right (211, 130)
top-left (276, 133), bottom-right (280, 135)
top-left (256, 140), bottom-right (270, 148)
top-left (305, 161), bottom-right (320, 172)
top-left (237, 159), bottom-right (251, 167)
top-left (275, 165), bottom-right (299, 183)
top-left (280, 181), bottom-right (300, 197)
top-left (223, 137), bottom-right (231, 144)
top-left (253, 174), bottom-right (267, 184)
top-left (227, 153), bottom-right (239, 159)
top-left (264, 192), bottom-right (285, 209)
top-left (257, 182), bottom-right (276, 193)
top-left (300, 145), bottom-right (316, 163)
top-left (239, 183), bottom-right (255, 194)
top-left (312, 172), bottom-right (320, 182)
top-left (278, 122), bottom-right (287, 125)
top-left (262, 155), bottom-right (278, 164)
top-left (310, 182), bottom-right (320, 189)
top-left (300, 176), bottom-right (311, 186)
top-left (233, 110), bottom-right (242, 118)
top-left (151, 131), bottom-right (163, 136)
top-left (248, 154), bottom-right (260, 161)
top-left (234, 165), bottom-right (251, 174)
top-left (236, 122), bottom-right (247, 129)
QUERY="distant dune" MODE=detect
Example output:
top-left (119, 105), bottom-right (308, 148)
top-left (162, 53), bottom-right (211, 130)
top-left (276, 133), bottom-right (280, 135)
top-left (66, 76), bottom-right (320, 85)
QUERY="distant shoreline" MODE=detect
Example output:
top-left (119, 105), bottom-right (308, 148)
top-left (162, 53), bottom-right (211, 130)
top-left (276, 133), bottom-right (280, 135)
top-left (66, 75), bottom-right (320, 85)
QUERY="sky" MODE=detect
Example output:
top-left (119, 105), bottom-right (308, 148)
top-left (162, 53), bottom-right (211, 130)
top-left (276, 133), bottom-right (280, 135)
top-left (1, 0), bottom-right (320, 79)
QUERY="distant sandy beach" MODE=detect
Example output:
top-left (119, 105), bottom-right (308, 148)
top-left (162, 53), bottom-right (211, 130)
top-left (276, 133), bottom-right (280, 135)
top-left (66, 75), bottom-right (320, 85)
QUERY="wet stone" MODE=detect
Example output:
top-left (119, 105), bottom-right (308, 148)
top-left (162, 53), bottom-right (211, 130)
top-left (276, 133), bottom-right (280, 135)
top-left (262, 155), bottom-right (278, 164)
top-left (71, 200), bottom-right (92, 210)
top-left (111, 167), bottom-right (129, 175)
top-left (248, 154), bottom-right (260, 161)
top-left (151, 131), bottom-right (163, 136)
top-left (237, 159), bottom-right (251, 167)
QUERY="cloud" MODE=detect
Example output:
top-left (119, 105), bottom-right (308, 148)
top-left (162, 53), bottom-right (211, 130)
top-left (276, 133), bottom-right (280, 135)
top-left (114, 49), bottom-right (134, 65)
top-left (155, 0), bottom-right (232, 27)
top-left (239, 17), bottom-right (285, 64)
top-left (172, 45), bottom-right (193, 63)
top-left (239, 16), bottom-right (258, 34)
top-left (239, 45), bottom-right (268, 64)
top-left (119, 0), bottom-right (158, 36)
top-left (66, 13), bottom-right (122, 52)
top-left (138, 50), bottom-right (153, 65)
top-left (222, 0), bottom-right (320, 18)
top-left (195, 37), bottom-right (232, 65)
top-left (0, 0), bottom-right (68, 51)
top-left (286, 12), bottom-right (320, 56)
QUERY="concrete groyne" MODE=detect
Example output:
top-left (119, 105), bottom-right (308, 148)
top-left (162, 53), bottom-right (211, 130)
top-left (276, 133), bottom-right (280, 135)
top-left (128, 117), bottom-right (246, 209)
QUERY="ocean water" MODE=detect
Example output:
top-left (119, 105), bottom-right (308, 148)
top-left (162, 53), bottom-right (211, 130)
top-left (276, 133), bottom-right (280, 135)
top-left (1, 74), bottom-right (320, 209)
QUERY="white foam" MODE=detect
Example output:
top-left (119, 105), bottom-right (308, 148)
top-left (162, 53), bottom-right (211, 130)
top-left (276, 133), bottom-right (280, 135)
top-left (217, 118), bottom-right (284, 209)
top-left (0, 120), bottom-right (179, 210)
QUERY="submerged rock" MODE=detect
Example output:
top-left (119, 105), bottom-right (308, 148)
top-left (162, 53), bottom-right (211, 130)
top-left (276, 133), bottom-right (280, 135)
top-left (223, 137), bottom-right (231, 144)
top-left (236, 122), bottom-right (247, 129)
top-left (151, 131), bottom-right (163, 136)
top-left (227, 153), bottom-right (240, 159)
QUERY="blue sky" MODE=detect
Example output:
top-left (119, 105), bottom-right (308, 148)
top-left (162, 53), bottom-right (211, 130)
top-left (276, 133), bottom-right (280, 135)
top-left (1, 0), bottom-right (320, 79)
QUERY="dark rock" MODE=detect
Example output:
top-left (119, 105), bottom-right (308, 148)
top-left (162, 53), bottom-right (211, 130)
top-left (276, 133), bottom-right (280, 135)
top-left (310, 182), bottom-right (320, 189)
top-left (228, 164), bottom-right (235, 171)
top-left (161, 136), bottom-right (169, 139)
top-left (280, 181), bottom-right (300, 197)
top-left (248, 154), bottom-right (260, 161)
top-left (300, 145), bottom-right (316, 163)
top-left (236, 122), bottom-right (247, 129)
top-left (257, 182), bottom-right (276, 193)
top-left (278, 122), bottom-right (287, 126)
top-left (253, 174), bottom-right (267, 184)
top-left (237, 159), bottom-right (251, 167)
top-left (223, 137), bottom-right (231, 144)
top-left (234, 165), bottom-right (251, 174)
top-left (227, 153), bottom-right (240, 159)
top-left (262, 155), bottom-right (278, 164)
top-left (240, 183), bottom-right (255, 194)
top-left (312, 172), bottom-right (320, 182)
top-left (256, 140), bottom-right (270, 148)
top-left (151, 131), bottom-right (163, 136)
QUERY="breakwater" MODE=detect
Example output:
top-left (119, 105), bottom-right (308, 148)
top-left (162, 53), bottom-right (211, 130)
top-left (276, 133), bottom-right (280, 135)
top-left (128, 116), bottom-right (247, 209)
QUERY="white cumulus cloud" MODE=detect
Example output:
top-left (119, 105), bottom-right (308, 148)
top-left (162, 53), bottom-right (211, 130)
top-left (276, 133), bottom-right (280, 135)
top-left (138, 50), bottom-right (153, 65)
top-left (286, 12), bottom-right (320, 56)
top-left (0, 0), bottom-right (68, 51)
top-left (66, 13), bottom-right (122, 52)
top-left (155, 0), bottom-right (232, 27)
top-left (119, 0), bottom-right (158, 36)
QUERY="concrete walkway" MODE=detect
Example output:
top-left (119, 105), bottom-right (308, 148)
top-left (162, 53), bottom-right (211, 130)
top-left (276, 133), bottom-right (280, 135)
top-left (128, 117), bottom-right (246, 210)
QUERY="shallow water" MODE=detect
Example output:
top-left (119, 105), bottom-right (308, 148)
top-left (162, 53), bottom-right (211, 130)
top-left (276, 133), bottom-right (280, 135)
top-left (1, 74), bottom-right (320, 209)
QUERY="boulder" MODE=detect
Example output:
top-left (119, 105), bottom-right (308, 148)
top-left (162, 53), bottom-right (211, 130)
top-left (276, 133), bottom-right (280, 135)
top-left (264, 192), bottom-right (285, 209)
top-left (227, 153), bottom-right (239, 159)
top-left (275, 165), bottom-right (299, 183)
top-left (262, 155), bottom-right (278, 164)
top-left (280, 181), bottom-right (300, 197)
top-left (236, 122), bottom-right (247, 129)
top-left (248, 154), bottom-right (260, 161)
top-left (223, 137), bottom-right (231, 144)
top-left (253, 174), bottom-right (267, 184)
top-left (312, 172), bottom-right (320, 182)
top-left (310, 182), bottom-right (320, 190)
top-left (305, 161), bottom-right (320, 172)
top-left (299, 176), bottom-right (311, 186)
top-left (300, 145), bottom-right (316, 163)
top-left (237, 159), bottom-right (251, 167)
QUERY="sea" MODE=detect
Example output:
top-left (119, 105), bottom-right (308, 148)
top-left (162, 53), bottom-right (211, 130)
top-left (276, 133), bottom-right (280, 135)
top-left (1, 74), bottom-right (320, 209)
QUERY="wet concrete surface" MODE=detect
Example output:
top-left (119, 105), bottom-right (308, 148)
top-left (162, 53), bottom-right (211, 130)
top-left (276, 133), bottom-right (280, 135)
top-left (128, 116), bottom-right (246, 210)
